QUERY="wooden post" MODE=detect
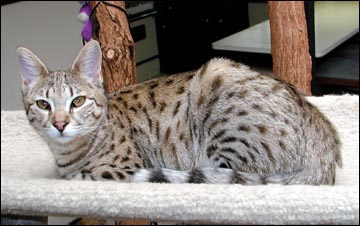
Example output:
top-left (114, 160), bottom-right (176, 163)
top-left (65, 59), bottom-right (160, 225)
top-left (268, 1), bottom-right (312, 95)
top-left (89, 1), bottom-right (137, 93)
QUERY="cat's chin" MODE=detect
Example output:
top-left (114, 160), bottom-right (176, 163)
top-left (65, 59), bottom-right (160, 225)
top-left (53, 134), bottom-right (76, 144)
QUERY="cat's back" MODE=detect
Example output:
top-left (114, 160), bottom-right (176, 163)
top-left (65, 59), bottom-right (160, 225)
top-left (108, 71), bottom-right (195, 102)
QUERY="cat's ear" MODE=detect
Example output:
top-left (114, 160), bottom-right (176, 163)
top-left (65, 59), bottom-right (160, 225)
top-left (70, 40), bottom-right (103, 86)
top-left (16, 47), bottom-right (49, 91)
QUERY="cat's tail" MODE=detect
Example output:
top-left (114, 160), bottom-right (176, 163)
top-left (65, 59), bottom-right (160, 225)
top-left (131, 167), bottom-right (266, 185)
top-left (131, 167), bottom-right (325, 185)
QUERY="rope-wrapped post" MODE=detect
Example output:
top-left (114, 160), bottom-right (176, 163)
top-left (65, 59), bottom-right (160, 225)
top-left (89, 1), bottom-right (137, 93)
top-left (268, 1), bottom-right (312, 96)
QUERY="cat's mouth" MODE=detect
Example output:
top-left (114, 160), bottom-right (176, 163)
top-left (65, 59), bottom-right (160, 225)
top-left (54, 132), bottom-right (75, 143)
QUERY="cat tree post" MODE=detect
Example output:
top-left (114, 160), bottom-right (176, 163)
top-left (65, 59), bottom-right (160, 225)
top-left (268, 1), bottom-right (312, 96)
top-left (89, 1), bottom-right (137, 93)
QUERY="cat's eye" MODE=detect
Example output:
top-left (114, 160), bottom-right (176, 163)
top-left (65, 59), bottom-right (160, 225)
top-left (36, 100), bottom-right (51, 110)
top-left (72, 96), bottom-right (86, 108)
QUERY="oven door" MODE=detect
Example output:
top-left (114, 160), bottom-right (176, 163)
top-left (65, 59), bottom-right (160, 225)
top-left (130, 15), bottom-right (160, 82)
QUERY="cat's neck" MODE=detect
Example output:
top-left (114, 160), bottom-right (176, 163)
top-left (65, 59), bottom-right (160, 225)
top-left (51, 117), bottom-right (112, 176)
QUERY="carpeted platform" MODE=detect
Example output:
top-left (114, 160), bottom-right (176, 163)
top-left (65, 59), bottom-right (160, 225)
top-left (1, 95), bottom-right (359, 224)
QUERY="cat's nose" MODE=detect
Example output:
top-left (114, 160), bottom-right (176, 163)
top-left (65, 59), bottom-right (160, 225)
top-left (53, 121), bottom-right (69, 133)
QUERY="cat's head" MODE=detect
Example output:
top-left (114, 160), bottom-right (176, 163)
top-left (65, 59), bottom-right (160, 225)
top-left (16, 40), bottom-right (107, 145)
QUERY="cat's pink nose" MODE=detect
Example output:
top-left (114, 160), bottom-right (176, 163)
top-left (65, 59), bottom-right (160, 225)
top-left (53, 121), bottom-right (69, 133)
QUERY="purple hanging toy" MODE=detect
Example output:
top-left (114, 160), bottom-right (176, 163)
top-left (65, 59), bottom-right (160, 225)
top-left (78, 1), bottom-right (93, 42)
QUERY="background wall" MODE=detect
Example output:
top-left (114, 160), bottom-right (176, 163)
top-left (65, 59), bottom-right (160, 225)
top-left (1, 1), bottom-right (83, 110)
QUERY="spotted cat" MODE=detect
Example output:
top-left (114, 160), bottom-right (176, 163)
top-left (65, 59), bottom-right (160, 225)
top-left (17, 40), bottom-right (342, 184)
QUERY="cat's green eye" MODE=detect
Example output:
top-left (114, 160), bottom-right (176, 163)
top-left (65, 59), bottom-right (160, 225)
top-left (36, 100), bottom-right (51, 110)
top-left (72, 96), bottom-right (86, 108)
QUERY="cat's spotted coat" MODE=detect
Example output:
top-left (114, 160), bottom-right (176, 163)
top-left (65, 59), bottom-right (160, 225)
top-left (17, 40), bottom-right (342, 185)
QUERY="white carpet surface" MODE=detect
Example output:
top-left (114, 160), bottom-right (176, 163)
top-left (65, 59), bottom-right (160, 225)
top-left (1, 94), bottom-right (359, 224)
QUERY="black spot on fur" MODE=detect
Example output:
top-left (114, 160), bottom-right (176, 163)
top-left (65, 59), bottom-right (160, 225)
top-left (120, 136), bottom-right (126, 143)
top-left (164, 127), bottom-right (171, 143)
top-left (150, 83), bottom-right (159, 89)
top-left (270, 111), bottom-right (277, 118)
top-left (126, 171), bottom-right (135, 175)
top-left (101, 171), bottom-right (114, 180)
top-left (237, 154), bottom-right (248, 164)
top-left (165, 79), bottom-right (174, 86)
top-left (219, 163), bottom-right (229, 168)
top-left (220, 137), bottom-right (237, 143)
top-left (142, 107), bottom-right (153, 132)
top-left (113, 155), bottom-right (120, 162)
top-left (257, 125), bottom-right (267, 134)
top-left (211, 76), bottom-right (223, 91)
top-left (213, 129), bottom-right (227, 140)
top-left (134, 163), bottom-right (141, 168)
top-left (121, 156), bottom-right (130, 162)
top-left (159, 102), bottom-right (167, 112)
top-left (279, 140), bottom-right (286, 151)
top-left (149, 91), bottom-right (156, 108)
top-left (123, 101), bottom-right (128, 108)
top-left (239, 138), bottom-right (250, 148)
top-left (238, 110), bottom-right (248, 116)
top-left (227, 92), bottom-right (236, 99)
top-left (179, 133), bottom-right (185, 141)
top-left (173, 101), bottom-right (182, 117)
top-left (129, 107), bottom-right (137, 113)
top-left (149, 169), bottom-right (169, 183)
top-left (225, 106), bottom-right (235, 114)
top-left (186, 73), bottom-right (195, 81)
top-left (261, 142), bottom-right (275, 162)
top-left (120, 90), bottom-right (132, 94)
top-left (238, 125), bottom-right (251, 132)
top-left (208, 118), bottom-right (229, 133)
top-left (232, 173), bottom-right (246, 184)
top-left (252, 103), bottom-right (262, 111)
top-left (176, 86), bottom-right (185, 95)
top-left (156, 121), bottom-right (160, 140)
top-left (272, 84), bottom-right (282, 92)
top-left (238, 90), bottom-right (248, 99)
top-left (197, 94), bottom-right (205, 107)
top-left (113, 104), bottom-right (120, 110)
top-left (188, 168), bottom-right (206, 183)
top-left (81, 169), bottom-right (92, 174)
top-left (222, 147), bottom-right (237, 154)
top-left (206, 144), bottom-right (218, 157)
top-left (116, 171), bottom-right (126, 180)
top-left (280, 129), bottom-right (287, 137)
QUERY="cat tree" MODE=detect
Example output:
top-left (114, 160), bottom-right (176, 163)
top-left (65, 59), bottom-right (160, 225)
top-left (89, 1), bottom-right (137, 93)
top-left (90, 1), bottom-right (313, 96)
top-left (268, 1), bottom-right (312, 95)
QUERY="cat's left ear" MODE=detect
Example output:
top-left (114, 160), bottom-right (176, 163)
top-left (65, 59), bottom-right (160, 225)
top-left (71, 40), bottom-right (103, 86)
